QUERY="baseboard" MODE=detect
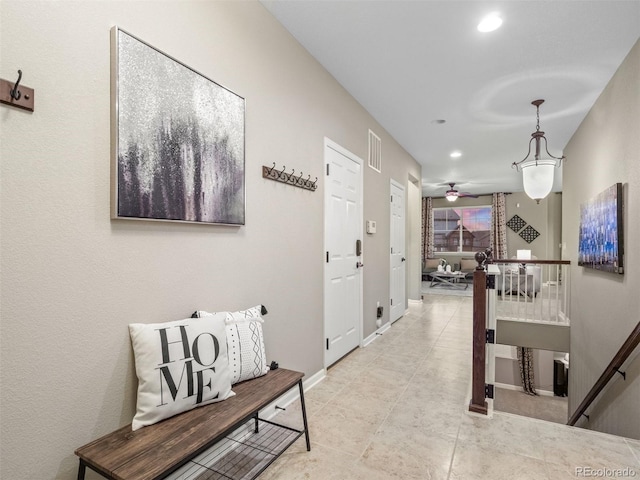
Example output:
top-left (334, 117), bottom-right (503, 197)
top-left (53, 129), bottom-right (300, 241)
top-left (362, 322), bottom-right (391, 347)
top-left (261, 368), bottom-right (327, 421)
top-left (408, 298), bottom-right (422, 305)
top-left (494, 382), bottom-right (555, 397)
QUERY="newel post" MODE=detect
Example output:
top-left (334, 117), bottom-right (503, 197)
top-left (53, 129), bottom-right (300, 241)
top-left (469, 249), bottom-right (490, 415)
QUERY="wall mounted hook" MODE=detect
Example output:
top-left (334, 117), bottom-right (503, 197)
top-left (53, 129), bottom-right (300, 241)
top-left (10, 70), bottom-right (22, 100)
top-left (1, 69), bottom-right (35, 112)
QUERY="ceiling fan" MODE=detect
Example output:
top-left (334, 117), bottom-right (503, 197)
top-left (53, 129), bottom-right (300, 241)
top-left (444, 183), bottom-right (479, 202)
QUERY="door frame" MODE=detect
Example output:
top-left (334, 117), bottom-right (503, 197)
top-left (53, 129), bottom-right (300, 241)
top-left (323, 137), bottom-right (364, 368)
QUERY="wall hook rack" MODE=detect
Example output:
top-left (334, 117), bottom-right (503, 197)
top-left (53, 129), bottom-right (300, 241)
top-left (262, 163), bottom-right (317, 192)
top-left (0, 69), bottom-right (35, 112)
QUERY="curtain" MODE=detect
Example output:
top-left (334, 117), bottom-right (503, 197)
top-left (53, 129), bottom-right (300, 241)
top-left (517, 347), bottom-right (537, 395)
top-left (490, 192), bottom-right (507, 260)
top-left (421, 197), bottom-right (434, 265)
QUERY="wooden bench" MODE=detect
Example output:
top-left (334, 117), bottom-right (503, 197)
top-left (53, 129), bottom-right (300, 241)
top-left (75, 368), bottom-right (310, 480)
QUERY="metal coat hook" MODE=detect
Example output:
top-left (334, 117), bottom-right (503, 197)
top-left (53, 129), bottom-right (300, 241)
top-left (266, 162), bottom-right (276, 176)
top-left (1, 69), bottom-right (34, 112)
top-left (10, 70), bottom-right (22, 100)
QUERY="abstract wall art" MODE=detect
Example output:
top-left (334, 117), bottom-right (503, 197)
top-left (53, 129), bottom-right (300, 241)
top-left (111, 27), bottom-right (245, 225)
top-left (578, 183), bottom-right (624, 274)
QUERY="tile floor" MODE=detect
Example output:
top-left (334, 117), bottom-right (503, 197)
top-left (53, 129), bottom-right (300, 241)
top-left (263, 295), bottom-right (640, 480)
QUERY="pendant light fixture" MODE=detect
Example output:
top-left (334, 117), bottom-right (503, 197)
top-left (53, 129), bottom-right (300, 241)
top-left (512, 100), bottom-right (565, 203)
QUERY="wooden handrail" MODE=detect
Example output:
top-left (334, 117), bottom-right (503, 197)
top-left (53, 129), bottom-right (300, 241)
top-left (493, 259), bottom-right (571, 265)
top-left (567, 321), bottom-right (640, 426)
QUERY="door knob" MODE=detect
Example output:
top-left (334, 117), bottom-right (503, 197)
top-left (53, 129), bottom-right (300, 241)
top-left (356, 262), bottom-right (364, 269)
top-left (401, 257), bottom-right (406, 262)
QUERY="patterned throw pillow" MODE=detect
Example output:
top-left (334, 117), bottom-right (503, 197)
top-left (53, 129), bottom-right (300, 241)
top-left (196, 306), bottom-right (269, 385)
top-left (128, 313), bottom-right (235, 431)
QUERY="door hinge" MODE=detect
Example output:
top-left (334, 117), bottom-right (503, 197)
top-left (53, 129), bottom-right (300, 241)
top-left (326, 251), bottom-right (329, 263)
top-left (326, 338), bottom-right (329, 350)
top-left (391, 247), bottom-right (393, 254)
top-left (486, 275), bottom-right (495, 290)
top-left (390, 195), bottom-right (393, 202)
top-left (486, 329), bottom-right (495, 344)
top-left (326, 164), bottom-right (330, 176)
top-left (485, 383), bottom-right (494, 399)
top-left (390, 298), bottom-right (393, 306)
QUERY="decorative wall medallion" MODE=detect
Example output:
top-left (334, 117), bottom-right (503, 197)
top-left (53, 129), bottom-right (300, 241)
top-left (506, 214), bottom-right (526, 232)
top-left (519, 225), bottom-right (540, 243)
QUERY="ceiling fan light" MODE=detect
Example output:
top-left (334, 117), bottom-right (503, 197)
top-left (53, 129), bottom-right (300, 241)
top-left (446, 193), bottom-right (457, 202)
top-left (521, 159), bottom-right (556, 202)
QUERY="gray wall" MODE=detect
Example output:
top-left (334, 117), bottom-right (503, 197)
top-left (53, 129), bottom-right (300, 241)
top-left (0, 2), bottom-right (420, 479)
top-left (505, 192), bottom-right (562, 261)
top-left (563, 40), bottom-right (639, 439)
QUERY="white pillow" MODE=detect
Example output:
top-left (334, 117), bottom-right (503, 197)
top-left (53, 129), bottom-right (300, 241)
top-left (128, 313), bottom-right (234, 431)
top-left (225, 304), bottom-right (265, 323)
top-left (197, 306), bottom-right (269, 384)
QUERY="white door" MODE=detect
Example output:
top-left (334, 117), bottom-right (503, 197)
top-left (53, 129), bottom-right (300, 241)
top-left (390, 180), bottom-right (406, 323)
top-left (324, 139), bottom-right (363, 367)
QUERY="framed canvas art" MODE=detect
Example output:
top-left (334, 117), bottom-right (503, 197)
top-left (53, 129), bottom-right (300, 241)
top-left (111, 27), bottom-right (245, 225)
top-left (578, 183), bottom-right (624, 274)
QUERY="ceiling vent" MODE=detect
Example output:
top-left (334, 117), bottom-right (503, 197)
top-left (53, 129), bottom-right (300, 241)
top-left (368, 129), bottom-right (381, 173)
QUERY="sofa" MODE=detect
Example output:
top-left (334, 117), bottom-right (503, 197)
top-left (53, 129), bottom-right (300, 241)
top-left (422, 258), bottom-right (442, 280)
top-left (459, 258), bottom-right (477, 282)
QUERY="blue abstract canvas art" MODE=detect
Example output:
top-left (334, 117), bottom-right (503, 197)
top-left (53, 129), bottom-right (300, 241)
top-left (578, 183), bottom-right (624, 274)
top-left (111, 27), bottom-right (245, 225)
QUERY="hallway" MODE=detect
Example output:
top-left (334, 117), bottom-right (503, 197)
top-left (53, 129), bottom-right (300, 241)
top-left (264, 295), bottom-right (640, 479)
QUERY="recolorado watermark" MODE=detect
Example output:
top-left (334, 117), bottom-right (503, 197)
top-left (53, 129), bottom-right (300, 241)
top-left (576, 467), bottom-right (637, 477)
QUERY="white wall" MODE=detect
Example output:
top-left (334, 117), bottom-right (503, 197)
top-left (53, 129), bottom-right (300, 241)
top-left (0, 2), bottom-right (421, 479)
top-left (563, 40), bottom-right (639, 439)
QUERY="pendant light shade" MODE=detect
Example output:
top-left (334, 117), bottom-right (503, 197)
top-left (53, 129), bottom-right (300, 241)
top-left (512, 100), bottom-right (565, 203)
top-left (521, 159), bottom-right (555, 201)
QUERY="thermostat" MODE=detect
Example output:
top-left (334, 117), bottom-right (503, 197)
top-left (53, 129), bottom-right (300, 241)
top-left (366, 220), bottom-right (377, 234)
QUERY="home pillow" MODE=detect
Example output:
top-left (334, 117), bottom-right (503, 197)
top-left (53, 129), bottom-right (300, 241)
top-left (197, 306), bottom-right (269, 384)
top-left (128, 313), bottom-right (234, 431)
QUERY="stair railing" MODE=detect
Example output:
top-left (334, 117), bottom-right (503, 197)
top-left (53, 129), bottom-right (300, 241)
top-left (492, 259), bottom-right (571, 324)
top-left (567, 320), bottom-right (640, 426)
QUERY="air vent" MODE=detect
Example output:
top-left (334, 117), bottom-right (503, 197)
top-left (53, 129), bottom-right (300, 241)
top-left (368, 129), bottom-right (381, 173)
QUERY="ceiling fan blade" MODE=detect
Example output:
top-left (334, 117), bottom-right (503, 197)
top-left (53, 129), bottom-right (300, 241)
top-left (459, 192), bottom-right (479, 198)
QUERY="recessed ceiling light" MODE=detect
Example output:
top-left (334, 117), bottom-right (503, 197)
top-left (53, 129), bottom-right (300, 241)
top-left (478, 12), bottom-right (502, 32)
top-left (450, 151), bottom-right (462, 158)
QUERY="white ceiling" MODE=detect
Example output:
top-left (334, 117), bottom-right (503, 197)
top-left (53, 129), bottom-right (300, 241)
top-left (260, 1), bottom-right (640, 197)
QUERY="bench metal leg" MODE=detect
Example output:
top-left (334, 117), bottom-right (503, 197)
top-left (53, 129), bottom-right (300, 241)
top-left (77, 460), bottom-right (86, 480)
top-left (254, 412), bottom-right (259, 434)
top-left (297, 379), bottom-right (311, 451)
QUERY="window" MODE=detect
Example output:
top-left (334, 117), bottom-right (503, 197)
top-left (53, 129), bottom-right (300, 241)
top-left (433, 206), bottom-right (491, 253)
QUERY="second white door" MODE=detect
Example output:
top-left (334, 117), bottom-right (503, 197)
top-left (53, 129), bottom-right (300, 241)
top-left (390, 180), bottom-right (406, 323)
